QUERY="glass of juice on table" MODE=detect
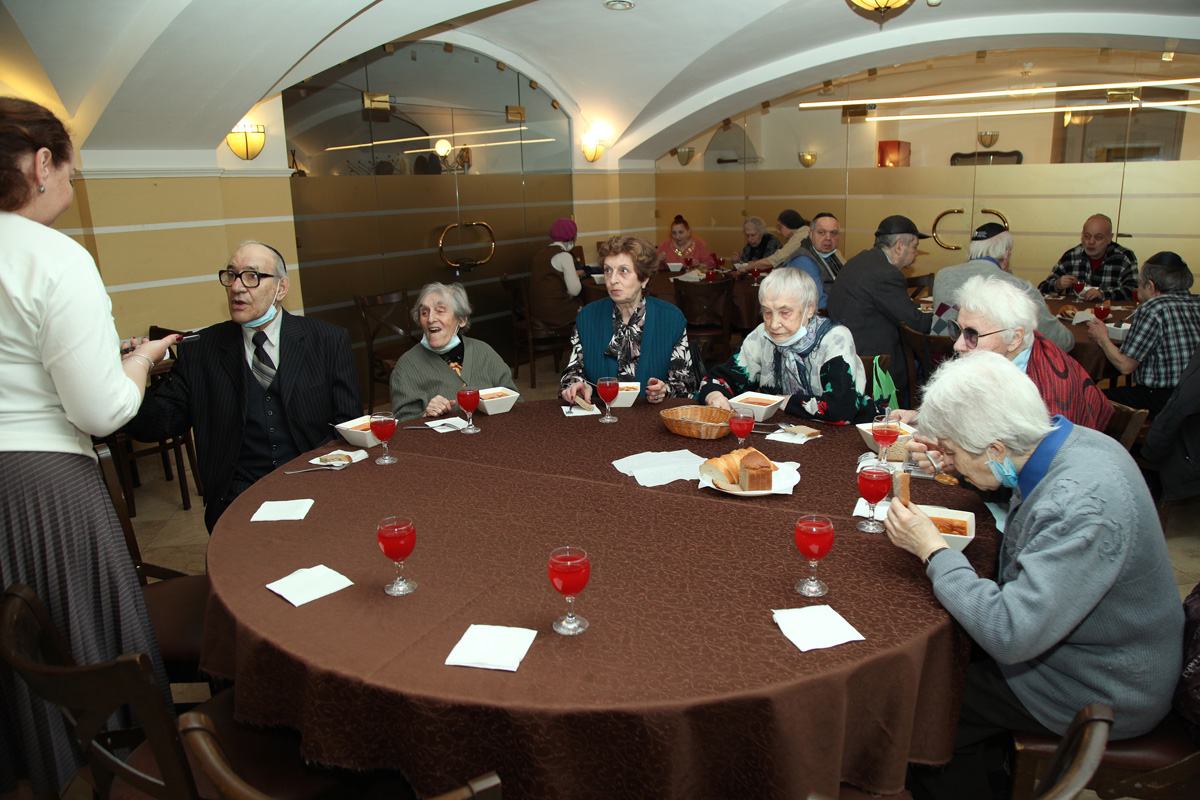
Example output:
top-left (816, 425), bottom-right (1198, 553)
top-left (857, 464), bottom-right (891, 533)
top-left (1094, 305), bottom-right (1111, 322)
top-left (794, 514), bottom-right (835, 597)
top-left (1072, 278), bottom-right (1085, 299)
top-left (729, 412), bottom-right (754, 448)
top-left (597, 377), bottom-right (619, 424)
top-left (548, 546), bottom-right (590, 635)
top-left (378, 516), bottom-right (417, 596)
top-left (457, 385), bottom-right (481, 434)
top-left (871, 414), bottom-right (900, 465)
top-left (369, 412), bottom-right (397, 465)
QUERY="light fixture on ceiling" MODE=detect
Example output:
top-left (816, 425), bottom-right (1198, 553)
top-left (798, 151), bottom-right (818, 168)
top-left (849, 0), bottom-right (912, 24)
top-left (603, 0), bottom-right (634, 9)
top-left (672, 147), bottom-right (695, 167)
top-left (582, 131), bottom-right (606, 162)
top-left (226, 123), bottom-right (265, 160)
top-left (977, 131), bottom-right (999, 148)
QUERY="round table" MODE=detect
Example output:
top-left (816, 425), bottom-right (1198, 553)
top-left (1044, 297), bottom-right (1136, 382)
top-left (201, 399), bottom-right (999, 800)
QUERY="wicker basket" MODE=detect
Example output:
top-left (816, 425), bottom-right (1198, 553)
top-left (661, 405), bottom-right (732, 439)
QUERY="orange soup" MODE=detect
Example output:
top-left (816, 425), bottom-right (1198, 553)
top-left (931, 517), bottom-right (969, 537)
top-left (739, 397), bottom-right (774, 407)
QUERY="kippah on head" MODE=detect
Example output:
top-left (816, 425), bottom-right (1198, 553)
top-left (972, 222), bottom-right (1008, 241)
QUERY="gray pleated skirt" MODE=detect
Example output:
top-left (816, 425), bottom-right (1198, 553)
top-left (0, 450), bottom-right (168, 794)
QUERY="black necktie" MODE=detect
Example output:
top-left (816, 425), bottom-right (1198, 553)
top-left (251, 331), bottom-right (276, 389)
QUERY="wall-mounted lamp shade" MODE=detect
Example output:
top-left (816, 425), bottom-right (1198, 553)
top-left (582, 133), bottom-right (606, 162)
top-left (676, 146), bottom-right (695, 166)
top-left (434, 138), bottom-right (453, 157)
top-left (977, 131), bottom-right (999, 148)
top-left (850, 0), bottom-right (911, 21)
top-left (226, 123), bottom-right (265, 160)
top-left (798, 151), bottom-right (818, 168)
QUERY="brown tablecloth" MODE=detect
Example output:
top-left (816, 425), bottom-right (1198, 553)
top-left (1044, 297), bottom-right (1135, 382)
top-left (582, 272), bottom-right (762, 330)
top-left (201, 399), bottom-right (999, 800)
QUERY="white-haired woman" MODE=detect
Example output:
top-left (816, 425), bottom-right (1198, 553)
top-left (390, 282), bottom-right (518, 420)
top-left (884, 351), bottom-right (1182, 800)
top-left (701, 268), bottom-right (874, 424)
top-left (734, 215), bottom-right (781, 263)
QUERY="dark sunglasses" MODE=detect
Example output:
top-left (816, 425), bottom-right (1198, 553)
top-left (948, 320), bottom-right (1006, 349)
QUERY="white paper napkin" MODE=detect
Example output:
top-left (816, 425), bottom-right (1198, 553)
top-left (307, 449), bottom-right (368, 466)
top-left (266, 565), bottom-right (353, 606)
top-left (697, 461), bottom-right (801, 494)
top-left (853, 497), bottom-right (889, 520)
top-left (251, 499), bottom-right (315, 521)
top-left (1071, 309), bottom-right (1095, 324)
top-left (613, 449), bottom-right (705, 486)
top-left (445, 624), bottom-right (537, 671)
top-left (672, 271), bottom-right (703, 282)
top-left (773, 606), bottom-right (865, 652)
top-left (562, 403), bottom-right (600, 417)
top-left (765, 430), bottom-right (822, 445)
top-left (426, 417), bottom-right (468, 432)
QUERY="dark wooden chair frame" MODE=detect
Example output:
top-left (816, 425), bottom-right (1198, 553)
top-left (354, 290), bottom-right (419, 412)
top-left (499, 274), bottom-right (574, 389)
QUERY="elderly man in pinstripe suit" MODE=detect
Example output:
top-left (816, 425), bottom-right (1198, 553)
top-left (127, 241), bottom-right (361, 531)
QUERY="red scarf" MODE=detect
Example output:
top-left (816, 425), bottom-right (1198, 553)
top-left (1026, 332), bottom-right (1113, 431)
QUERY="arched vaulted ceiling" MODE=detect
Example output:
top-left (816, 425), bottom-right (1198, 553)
top-left (2, 0), bottom-right (1198, 167)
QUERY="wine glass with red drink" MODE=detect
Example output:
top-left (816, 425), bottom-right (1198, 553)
top-left (1094, 305), bottom-right (1111, 322)
top-left (370, 412), bottom-right (397, 465)
top-left (378, 515), bottom-right (417, 596)
top-left (857, 464), bottom-right (891, 533)
top-left (597, 377), bottom-right (619, 423)
top-left (871, 414), bottom-right (900, 465)
top-left (548, 546), bottom-right (590, 635)
top-left (684, 257), bottom-right (693, 269)
top-left (457, 385), bottom-right (481, 434)
top-left (729, 412), bottom-right (754, 448)
top-left (750, 266), bottom-right (762, 286)
top-left (1072, 278), bottom-right (1085, 299)
top-left (795, 514), bottom-right (835, 597)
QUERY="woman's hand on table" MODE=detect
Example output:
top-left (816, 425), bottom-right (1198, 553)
top-left (704, 391), bottom-right (732, 412)
top-left (424, 395), bottom-right (456, 418)
top-left (883, 500), bottom-right (946, 562)
top-left (561, 379), bottom-right (592, 405)
top-left (646, 377), bottom-right (669, 404)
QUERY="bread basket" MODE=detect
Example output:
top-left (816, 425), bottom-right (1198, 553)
top-left (661, 405), bottom-right (732, 439)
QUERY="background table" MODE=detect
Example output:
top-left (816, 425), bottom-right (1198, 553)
top-left (1044, 297), bottom-right (1135, 381)
top-left (201, 399), bottom-right (999, 800)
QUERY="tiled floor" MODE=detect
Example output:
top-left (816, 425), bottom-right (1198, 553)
top-left (69, 356), bottom-right (1199, 799)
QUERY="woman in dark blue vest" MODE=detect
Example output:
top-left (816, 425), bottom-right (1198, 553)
top-left (560, 235), bottom-right (696, 405)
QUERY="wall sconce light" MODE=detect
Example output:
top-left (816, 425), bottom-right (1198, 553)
top-left (226, 123), bottom-right (266, 161)
top-left (673, 146), bottom-right (695, 167)
top-left (977, 131), bottom-right (999, 148)
top-left (582, 132), bottom-right (606, 162)
top-left (798, 151), bottom-right (818, 168)
top-left (850, 0), bottom-right (912, 24)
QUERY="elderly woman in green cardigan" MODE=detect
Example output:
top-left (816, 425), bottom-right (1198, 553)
top-left (560, 235), bottom-right (697, 405)
top-left (390, 282), bottom-right (518, 420)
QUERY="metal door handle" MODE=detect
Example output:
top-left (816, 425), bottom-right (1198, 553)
top-left (931, 208), bottom-right (964, 251)
top-left (980, 208), bottom-right (1009, 228)
top-left (438, 221), bottom-right (496, 274)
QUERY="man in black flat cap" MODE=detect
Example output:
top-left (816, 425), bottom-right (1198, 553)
top-left (826, 214), bottom-right (932, 402)
top-left (931, 222), bottom-right (1074, 353)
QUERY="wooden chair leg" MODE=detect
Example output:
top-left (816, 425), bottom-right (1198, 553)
top-left (183, 433), bottom-right (203, 496)
top-left (171, 439), bottom-right (191, 511)
top-left (511, 332), bottom-right (521, 380)
top-left (528, 336), bottom-right (537, 389)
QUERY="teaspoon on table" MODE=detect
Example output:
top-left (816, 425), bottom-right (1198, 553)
top-left (284, 464), bottom-right (348, 474)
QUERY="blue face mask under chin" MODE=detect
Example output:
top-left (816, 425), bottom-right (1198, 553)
top-left (421, 325), bottom-right (461, 354)
top-left (987, 455), bottom-right (1020, 488)
top-left (775, 322), bottom-right (808, 348)
top-left (240, 283), bottom-right (281, 329)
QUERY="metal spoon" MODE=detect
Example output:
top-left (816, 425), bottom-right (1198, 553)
top-left (284, 464), bottom-right (348, 474)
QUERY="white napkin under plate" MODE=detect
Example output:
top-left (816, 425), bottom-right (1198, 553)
top-left (562, 403), bottom-right (601, 417)
top-left (853, 497), bottom-right (889, 520)
top-left (445, 624), bottom-right (537, 671)
top-left (266, 565), bottom-right (353, 607)
top-left (765, 430), bottom-right (822, 445)
top-left (698, 461), bottom-right (801, 494)
top-left (424, 416), bottom-right (468, 432)
top-left (613, 449), bottom-right (705, 486)
top-left (1069, 309), bottom-right (1096, 324)
top-left (773, 606), bottom-right (865, 652)
top-left (251, 499), bottom-right (315, 521)
top-left (307, 449), bottom-right (368, 466)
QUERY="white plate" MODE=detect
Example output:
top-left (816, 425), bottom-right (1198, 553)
top-left (699, 461), bottom-right (800, 495)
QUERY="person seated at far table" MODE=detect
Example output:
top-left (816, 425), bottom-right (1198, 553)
top-left (1038, 213), bottom-right (1138, 302)
top-left (1088, 251), bottom-right (1200, 417)
top-left (884, 351), bottom-right (1183, 800)
top-left (790, 212), bottom-right (844, 302)
top-left (739, 208), bottom-right (809, 274)
top-left (734, 215), bottom-right (781, 263)
top-left (530, 217), bottom-right (586, 327)
top-left (390, 282), bottom-right (518, 421)
top-left (656, 214), bottom-right (711, 268)
top-left (561, 234), bottom-right (696, 404)
top-left (700, 269), bottom-right (875, 424)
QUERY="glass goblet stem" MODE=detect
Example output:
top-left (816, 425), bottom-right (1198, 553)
top-left (564, 595), bottom-right (577, 623)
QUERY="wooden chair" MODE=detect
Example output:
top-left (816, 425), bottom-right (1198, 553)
top-left (499, 275), bottom-right (574, 389)
top-left (1020, 704), bottom-right (1114, 800)
top-left (180, 710), bottom-right (502, 800)
top-left (1105, 401), bottom-right (1149, 452)
top-left (906, 273), bottom-right (935, 300)
top-left (96, 444), bottom-right (209, 688)
top-left (354, 290), bottom-right (418, 412)
top-left (858, 354), bottom-right (892, 401)
top-left (0, 583), bottom-right (359, 800)
top-left (899, 324), bottom-right (956, 408)
top-left (1012, 707), bottom-right (1200, 800)
top-left (675, 276), bottom-right (735, 366)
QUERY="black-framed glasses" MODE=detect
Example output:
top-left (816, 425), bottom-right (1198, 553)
top-left (948, 320), bottom-right (1006, 350)
top-left (217, 269), bottom-right (277, 288)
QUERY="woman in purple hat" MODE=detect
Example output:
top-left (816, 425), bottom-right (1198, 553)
top-left (530, 217), bottom-right (586, 326)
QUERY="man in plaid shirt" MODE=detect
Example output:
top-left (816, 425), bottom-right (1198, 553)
top-left (1039, 214), bottom-right (1138, 301)
top-left (1088, 251), bottom-right (1200, 416)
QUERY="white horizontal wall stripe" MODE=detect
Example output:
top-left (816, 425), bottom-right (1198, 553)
top-left (60, 214), bottom-right (295, 237)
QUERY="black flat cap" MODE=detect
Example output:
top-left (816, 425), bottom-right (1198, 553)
top-left (875, 214), bottom-right (930, 240)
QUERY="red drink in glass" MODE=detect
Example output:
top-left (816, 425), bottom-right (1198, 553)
top-left (684, 257), bottom-right (693, 268)
top-left (872, 424), bottom-right (900, 449)
top-left (548, 557), bottom-right (591, 596)
top-left (1094, 306), bottom-right (1111, 321)
top-left (1072, 279), bottom-right (1085, 296)
top-left (858, 467), bottom-right (891, 505)
top-left (729, 415), bottom-right (754, 440)
top-left (597, 380), bottom-right (618, 405)
top-left (377, 519), bottom-right (415, 562)
top-left (794, 517), bottom-right (834, 561)
top-left (370, 416), bottom-right (396, 442)
top-left (457, 387), bottom-right (480, 414)
top-left (1132, 289), bottom-right (1139, 303)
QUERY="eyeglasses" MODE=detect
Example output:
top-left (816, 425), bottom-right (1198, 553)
top-left (217, 269), bottom-right (278, 288)
top-left (948, 320), bottom-right (1007, 349)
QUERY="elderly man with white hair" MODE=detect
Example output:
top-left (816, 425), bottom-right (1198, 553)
top-left (884, 351), bottom-right (1182, 800)
top-left (930, 222), bottom-right (1073, 353)
top-left (701, 268), bottom-right (875, 424)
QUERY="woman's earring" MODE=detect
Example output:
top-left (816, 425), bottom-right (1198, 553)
top-left (38, 185), bottom-right (46, 194)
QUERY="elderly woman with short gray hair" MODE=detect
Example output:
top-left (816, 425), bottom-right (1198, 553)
top-left (735, 215), bottom-right (781, 263)
top-left (390, 282), bottom-right (517, 420)
top-left (883, 351), bottom-right (1181, 800)
top-left (700, 268), bottom-right (874, 424)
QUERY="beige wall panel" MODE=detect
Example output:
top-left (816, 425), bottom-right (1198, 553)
top-left (656, 170), bottom-right (744, 199)
top-left (108, 284), bottom-right (231, 339)
top-left (93, 227), bottom-right (230, 284)
top-left (455, 174), bottom-right (527, 208)
top-left (223, 221), bottom-right (298, 262)
top-left (217, 177), bottom-right (295, 221)
top-left (748, 168), bottom-right (848, 199)
top-left (296, 217), bottom-right (384, 262)
top-left (299, 259), bottom-right (388, 311)
top-left (81, 177), bottom-right (225, 227)
top-left (292, 176), bottom-right (391, 216)
top-left (523, 173), bottom-right (573, 204)
top-left (372, 176), bottom-right (461, 211)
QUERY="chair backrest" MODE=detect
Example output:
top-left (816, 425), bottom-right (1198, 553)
top-left (499, 275), bottom-right (528, 324)
top-left (1031, 703), bottom-right (1114, 800)
top-left (0, 584), bottom-right (200, 800)
top-left (354, 290), bottom-right (415, 354)
top-left (899, 323), bottom-right (956, 407)
top-left (906, 273), bottom-right (935, 300)
top-left (1105, 401), bottom-right (1149, 452)
top-left (675, 277), bottom-right (734, 332)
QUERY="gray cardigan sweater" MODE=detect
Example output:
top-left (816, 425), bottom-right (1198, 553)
top-left (927, 422), bottom-right (1183, 739)
top-left (389, 338), bottom-right (518, 422)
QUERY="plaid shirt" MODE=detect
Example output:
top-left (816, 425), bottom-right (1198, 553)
top-left (1122, 291), bottom-right (1200, 388)
top-left (1038, 242), bottom-right (1138, 301)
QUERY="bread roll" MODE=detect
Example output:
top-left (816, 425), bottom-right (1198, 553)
top-left (319, 453), bottom-right (352, 464)
top-left (892, 470), bottom-right (910, 505)
top-left (700, 447), bottom-right (778, 492)
top-left (1060, 304), bottom-right (1078, 320)
top-left (739, 449), bottom-right (772, 491)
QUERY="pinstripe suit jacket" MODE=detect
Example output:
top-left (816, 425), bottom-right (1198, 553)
top-left (127, 312), bottom-right (361, 522)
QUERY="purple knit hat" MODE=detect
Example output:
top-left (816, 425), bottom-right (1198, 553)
top-left (550, 218), bottom-right (577, 241)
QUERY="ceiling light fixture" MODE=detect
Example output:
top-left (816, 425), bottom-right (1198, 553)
top-left (849, 0), bottom-right (912, 23)
top-left (325, 126), bottom-right (529, 152)
top-left (603, 0), bottom-right (635, 9)
top-left (226, 123), bottom-right (265, 160)
top-left (865, 98), bottom-right (1200, 123)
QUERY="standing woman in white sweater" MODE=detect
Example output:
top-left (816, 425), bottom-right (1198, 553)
top-left (0, 98), bottom-right (178, 795)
